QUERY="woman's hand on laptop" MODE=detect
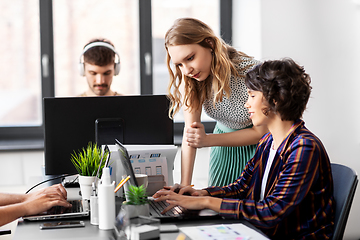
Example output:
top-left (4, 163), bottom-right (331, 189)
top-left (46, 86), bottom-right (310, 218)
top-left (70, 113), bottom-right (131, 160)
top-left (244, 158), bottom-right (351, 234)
top-left (22, 184), bottom-right (72, 216)
top-left (160, 183), bottom-right (208, 196)
top-left (152, 188), bottom-right (220, 214)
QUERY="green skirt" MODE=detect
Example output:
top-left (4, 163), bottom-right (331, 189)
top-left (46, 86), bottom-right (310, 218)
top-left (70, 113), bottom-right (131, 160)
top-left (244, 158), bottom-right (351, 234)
top-left (208, 122), bottom-right (257, 187)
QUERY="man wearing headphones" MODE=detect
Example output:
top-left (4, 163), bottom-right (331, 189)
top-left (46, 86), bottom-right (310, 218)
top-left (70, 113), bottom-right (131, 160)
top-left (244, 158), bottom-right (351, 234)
top-left (78, 38), bottom-right (122, 96)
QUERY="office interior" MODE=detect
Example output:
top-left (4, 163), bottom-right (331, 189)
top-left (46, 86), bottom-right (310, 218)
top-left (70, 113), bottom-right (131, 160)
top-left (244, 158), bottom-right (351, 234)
top-left (0, 0), bottom-right (359, 239)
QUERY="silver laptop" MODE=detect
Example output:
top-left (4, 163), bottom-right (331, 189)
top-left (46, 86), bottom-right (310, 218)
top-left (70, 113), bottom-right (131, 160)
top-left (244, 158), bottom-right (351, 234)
top-left (23, 199), bottom-right (89, 221)
top-left (115, 139), bottom-right (220, 223)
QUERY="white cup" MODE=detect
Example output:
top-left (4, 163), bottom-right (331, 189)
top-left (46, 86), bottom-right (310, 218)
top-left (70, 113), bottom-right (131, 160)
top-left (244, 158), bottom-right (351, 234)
top-left (134, 174), bottom-right (148, 188)
top-left (123, 174), bottom-right (148, 201)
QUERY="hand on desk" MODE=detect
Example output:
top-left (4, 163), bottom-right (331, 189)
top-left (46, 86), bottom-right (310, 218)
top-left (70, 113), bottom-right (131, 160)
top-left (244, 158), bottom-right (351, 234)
top-left (152, 184), bottom-right (214, 214)
top-left (23, 184), bottom-right (72, 216)
top-left (0, 184), bottom-right (72, 227)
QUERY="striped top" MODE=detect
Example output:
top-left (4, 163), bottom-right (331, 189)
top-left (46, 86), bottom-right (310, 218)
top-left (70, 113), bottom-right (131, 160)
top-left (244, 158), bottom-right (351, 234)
top-left (205, 120), bottom-right (334, 239)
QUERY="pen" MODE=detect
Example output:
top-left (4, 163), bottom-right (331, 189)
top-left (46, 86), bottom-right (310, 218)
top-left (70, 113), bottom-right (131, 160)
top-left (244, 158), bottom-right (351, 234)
top-left (114, 175), bottom-right (130, 193)
top-left (94, 152), bottom-right (105, 184)
top-left (92, 182), bottom-right (97, 196)
top-left (104, 145), bottom-right (111, 168)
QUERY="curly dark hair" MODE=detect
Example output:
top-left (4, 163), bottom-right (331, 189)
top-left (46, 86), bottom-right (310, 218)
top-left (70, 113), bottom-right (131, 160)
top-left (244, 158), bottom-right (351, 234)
top-left (83, 38), bottom-right (115, 66)
top-left (245, 58), bottom-right (312, 121)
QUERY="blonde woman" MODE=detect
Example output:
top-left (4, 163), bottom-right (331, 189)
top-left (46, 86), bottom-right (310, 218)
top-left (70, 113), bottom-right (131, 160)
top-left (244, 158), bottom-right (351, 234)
top-left (165, 18), bottom-right (268, 186)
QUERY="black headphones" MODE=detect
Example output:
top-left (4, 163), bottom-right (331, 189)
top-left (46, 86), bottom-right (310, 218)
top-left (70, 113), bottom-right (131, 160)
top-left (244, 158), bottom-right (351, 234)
top-left (78, 41), bottom-right (120, 76)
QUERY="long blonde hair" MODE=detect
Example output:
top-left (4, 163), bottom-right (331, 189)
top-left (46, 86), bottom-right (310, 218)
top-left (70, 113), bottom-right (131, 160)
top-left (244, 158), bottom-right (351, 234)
top-left (165, 18), bottom-right (253, 119)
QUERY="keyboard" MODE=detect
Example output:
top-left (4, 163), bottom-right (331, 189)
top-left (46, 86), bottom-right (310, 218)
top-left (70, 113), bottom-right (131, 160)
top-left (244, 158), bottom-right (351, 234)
top-left (45, 200), bottom-right (84, 214)
top-left (148, 198), bottom-right (185, 217)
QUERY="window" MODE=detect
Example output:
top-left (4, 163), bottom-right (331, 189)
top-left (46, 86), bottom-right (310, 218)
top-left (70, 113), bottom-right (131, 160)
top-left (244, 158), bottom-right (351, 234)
top-left (0, 0), bottom-right (43, 147)
top-left (152, 0), bottom-right (220, 123)
top-left (52, 0), bottom-right (140, 97)
top-left (0, 0), bottom-right (232, 149)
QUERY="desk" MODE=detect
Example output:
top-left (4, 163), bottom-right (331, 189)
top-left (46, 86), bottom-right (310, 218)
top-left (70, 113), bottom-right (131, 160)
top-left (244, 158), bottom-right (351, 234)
top-left (14, 218), bottom-right (269, 240)
top-left (13, 219), bottom-right (270, 240)
top-left (13, 186), bottom-right (269, 239)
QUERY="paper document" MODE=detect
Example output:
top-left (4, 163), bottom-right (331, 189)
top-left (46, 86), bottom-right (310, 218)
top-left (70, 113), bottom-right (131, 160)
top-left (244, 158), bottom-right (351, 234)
top-left (179, 223), bottom-right (269, 240)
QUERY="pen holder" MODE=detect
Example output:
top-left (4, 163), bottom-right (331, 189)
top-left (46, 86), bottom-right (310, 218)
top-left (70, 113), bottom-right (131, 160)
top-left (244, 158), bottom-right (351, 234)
top-left (90, 195), bottom-right (99, 225)
top-left (98, 168), bottom-right (116, 230)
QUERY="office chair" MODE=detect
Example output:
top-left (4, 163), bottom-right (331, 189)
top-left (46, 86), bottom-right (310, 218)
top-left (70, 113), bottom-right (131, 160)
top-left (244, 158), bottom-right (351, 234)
top-left (331, 163), bottom-right (358, 240)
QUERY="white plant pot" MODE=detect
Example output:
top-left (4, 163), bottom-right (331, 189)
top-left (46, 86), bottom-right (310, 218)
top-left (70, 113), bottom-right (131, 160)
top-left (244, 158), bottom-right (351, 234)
top-left (122, 204), bottom-right (150, 219)
top-left (78, 175), bottom-right (96, 200)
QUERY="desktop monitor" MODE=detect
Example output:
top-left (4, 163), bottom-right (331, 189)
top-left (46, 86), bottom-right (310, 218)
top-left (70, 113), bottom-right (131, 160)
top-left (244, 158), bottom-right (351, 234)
top-left (44, 95), bottom-right (173, 175)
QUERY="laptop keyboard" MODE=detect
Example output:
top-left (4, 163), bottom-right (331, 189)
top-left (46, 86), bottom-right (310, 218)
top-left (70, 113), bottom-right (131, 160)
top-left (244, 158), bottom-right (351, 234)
top-left (148, 198), bottom-right (185, 217)
top-left (46, 200), bottom-right (83, 214)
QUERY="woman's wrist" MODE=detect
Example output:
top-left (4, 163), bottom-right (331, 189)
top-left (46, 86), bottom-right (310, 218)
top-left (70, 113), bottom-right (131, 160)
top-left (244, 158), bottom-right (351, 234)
top-left (204, 133), bottom-right (216, 147)
top-left (202, 196), bottom-right (222, 212)
top-left (199, 189), bottom-right (210, 196)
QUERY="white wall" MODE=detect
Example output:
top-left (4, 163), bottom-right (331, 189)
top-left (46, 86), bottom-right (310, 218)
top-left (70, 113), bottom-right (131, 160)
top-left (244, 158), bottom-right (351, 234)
top-left (233, 0), bottom-right (360, 239)
top-left (0, 151), bottom-right (44, 194)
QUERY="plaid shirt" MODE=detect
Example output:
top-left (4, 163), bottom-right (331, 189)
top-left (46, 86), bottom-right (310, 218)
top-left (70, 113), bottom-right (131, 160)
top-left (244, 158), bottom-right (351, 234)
top-left (205, 120), bottom-right (334, 239)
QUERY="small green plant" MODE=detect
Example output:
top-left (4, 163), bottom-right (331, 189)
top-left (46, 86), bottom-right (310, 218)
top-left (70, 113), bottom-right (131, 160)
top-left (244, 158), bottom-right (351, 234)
top-left (124, 184), bottom-right (148, 205)
top-left (70, 142), bottom-right (108, 177)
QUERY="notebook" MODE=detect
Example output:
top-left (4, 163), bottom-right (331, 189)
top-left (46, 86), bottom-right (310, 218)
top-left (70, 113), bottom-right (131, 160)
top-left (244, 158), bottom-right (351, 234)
top-left (23, 199), bottom-right (89, 221)
top-left (115, 139), bottom-right (220, 222)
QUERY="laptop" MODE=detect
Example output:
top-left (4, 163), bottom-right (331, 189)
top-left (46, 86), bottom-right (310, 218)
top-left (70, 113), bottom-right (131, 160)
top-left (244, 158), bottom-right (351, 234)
top-left (23, 199), bottom-right (89, 221)
top-left (115, 139), bottom-right (220, 223)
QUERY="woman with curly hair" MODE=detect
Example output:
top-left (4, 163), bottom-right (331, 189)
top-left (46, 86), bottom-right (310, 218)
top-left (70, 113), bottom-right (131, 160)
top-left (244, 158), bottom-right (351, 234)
top-left (154, 58), bottom-right (335, 239)
top-left (165, 18), bottom-right (268, 187)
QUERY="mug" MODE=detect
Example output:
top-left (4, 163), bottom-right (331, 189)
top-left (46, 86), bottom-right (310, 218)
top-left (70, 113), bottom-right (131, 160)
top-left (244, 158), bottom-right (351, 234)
top-left (133, 174), bottom-right (148, 188)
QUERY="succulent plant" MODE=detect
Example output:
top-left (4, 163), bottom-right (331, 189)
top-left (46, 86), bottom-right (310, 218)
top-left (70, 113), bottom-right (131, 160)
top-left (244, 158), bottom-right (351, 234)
top-left (124, 184), bottom-right (148, 205)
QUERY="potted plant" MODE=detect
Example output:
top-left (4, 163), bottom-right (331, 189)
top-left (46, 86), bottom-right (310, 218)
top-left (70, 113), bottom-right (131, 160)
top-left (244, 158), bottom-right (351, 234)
top-left (122, 184), bottom-right (149, 218)
top-left (71, 142), bottom-right (108, 200)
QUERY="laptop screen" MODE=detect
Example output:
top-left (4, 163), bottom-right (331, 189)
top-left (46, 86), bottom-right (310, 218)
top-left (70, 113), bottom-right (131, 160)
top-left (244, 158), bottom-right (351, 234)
top-left (115, 139), bottom-right (138, 187)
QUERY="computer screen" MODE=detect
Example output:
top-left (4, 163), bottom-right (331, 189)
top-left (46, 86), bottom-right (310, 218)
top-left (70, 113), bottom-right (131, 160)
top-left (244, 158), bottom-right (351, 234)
top-left (44, 95), bottom-right (173, 175)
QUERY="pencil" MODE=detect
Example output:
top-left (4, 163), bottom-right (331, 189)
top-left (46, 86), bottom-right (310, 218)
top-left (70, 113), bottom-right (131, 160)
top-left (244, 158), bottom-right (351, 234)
top-left (175, 233), bottom-right (186, 240)
top-left (114, 176), bottom-right (127, 192)
top-left (114, 175), bottom-right (130, 193)
top-left (115, 177), bottom-right (125, 189)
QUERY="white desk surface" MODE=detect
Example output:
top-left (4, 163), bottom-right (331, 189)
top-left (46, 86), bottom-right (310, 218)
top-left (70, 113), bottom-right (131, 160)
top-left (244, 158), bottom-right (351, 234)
top-left (12, 185), bottom-right (269, 239)
top-left (14, 217), bottom-right (269, 240)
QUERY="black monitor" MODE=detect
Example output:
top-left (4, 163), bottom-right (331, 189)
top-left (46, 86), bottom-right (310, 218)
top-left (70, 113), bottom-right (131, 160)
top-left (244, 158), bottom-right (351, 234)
top-left (44, 95), bottom-right (173, 175)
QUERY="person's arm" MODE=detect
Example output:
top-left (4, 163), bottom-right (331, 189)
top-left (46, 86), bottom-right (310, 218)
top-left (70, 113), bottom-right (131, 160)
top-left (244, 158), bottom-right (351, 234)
top-left (0, 193), bottom-right (25, 206)
top-left (185, 121), bottom-right (268, 148)
top-left (153, 185), bottom-right (223, 213)
top-left (211, 139), bottom-right (325, 229)
top-left (180, 103), bottom-right (202, 186)
top-left (153, 157), bottom-right (256, 214)
top-left (0, 184), bottom-right (71, 227)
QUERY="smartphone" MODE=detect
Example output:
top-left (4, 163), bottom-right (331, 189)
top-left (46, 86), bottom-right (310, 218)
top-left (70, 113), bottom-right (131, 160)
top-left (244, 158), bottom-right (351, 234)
top-left (39, 221), bottom-right (85, 230)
